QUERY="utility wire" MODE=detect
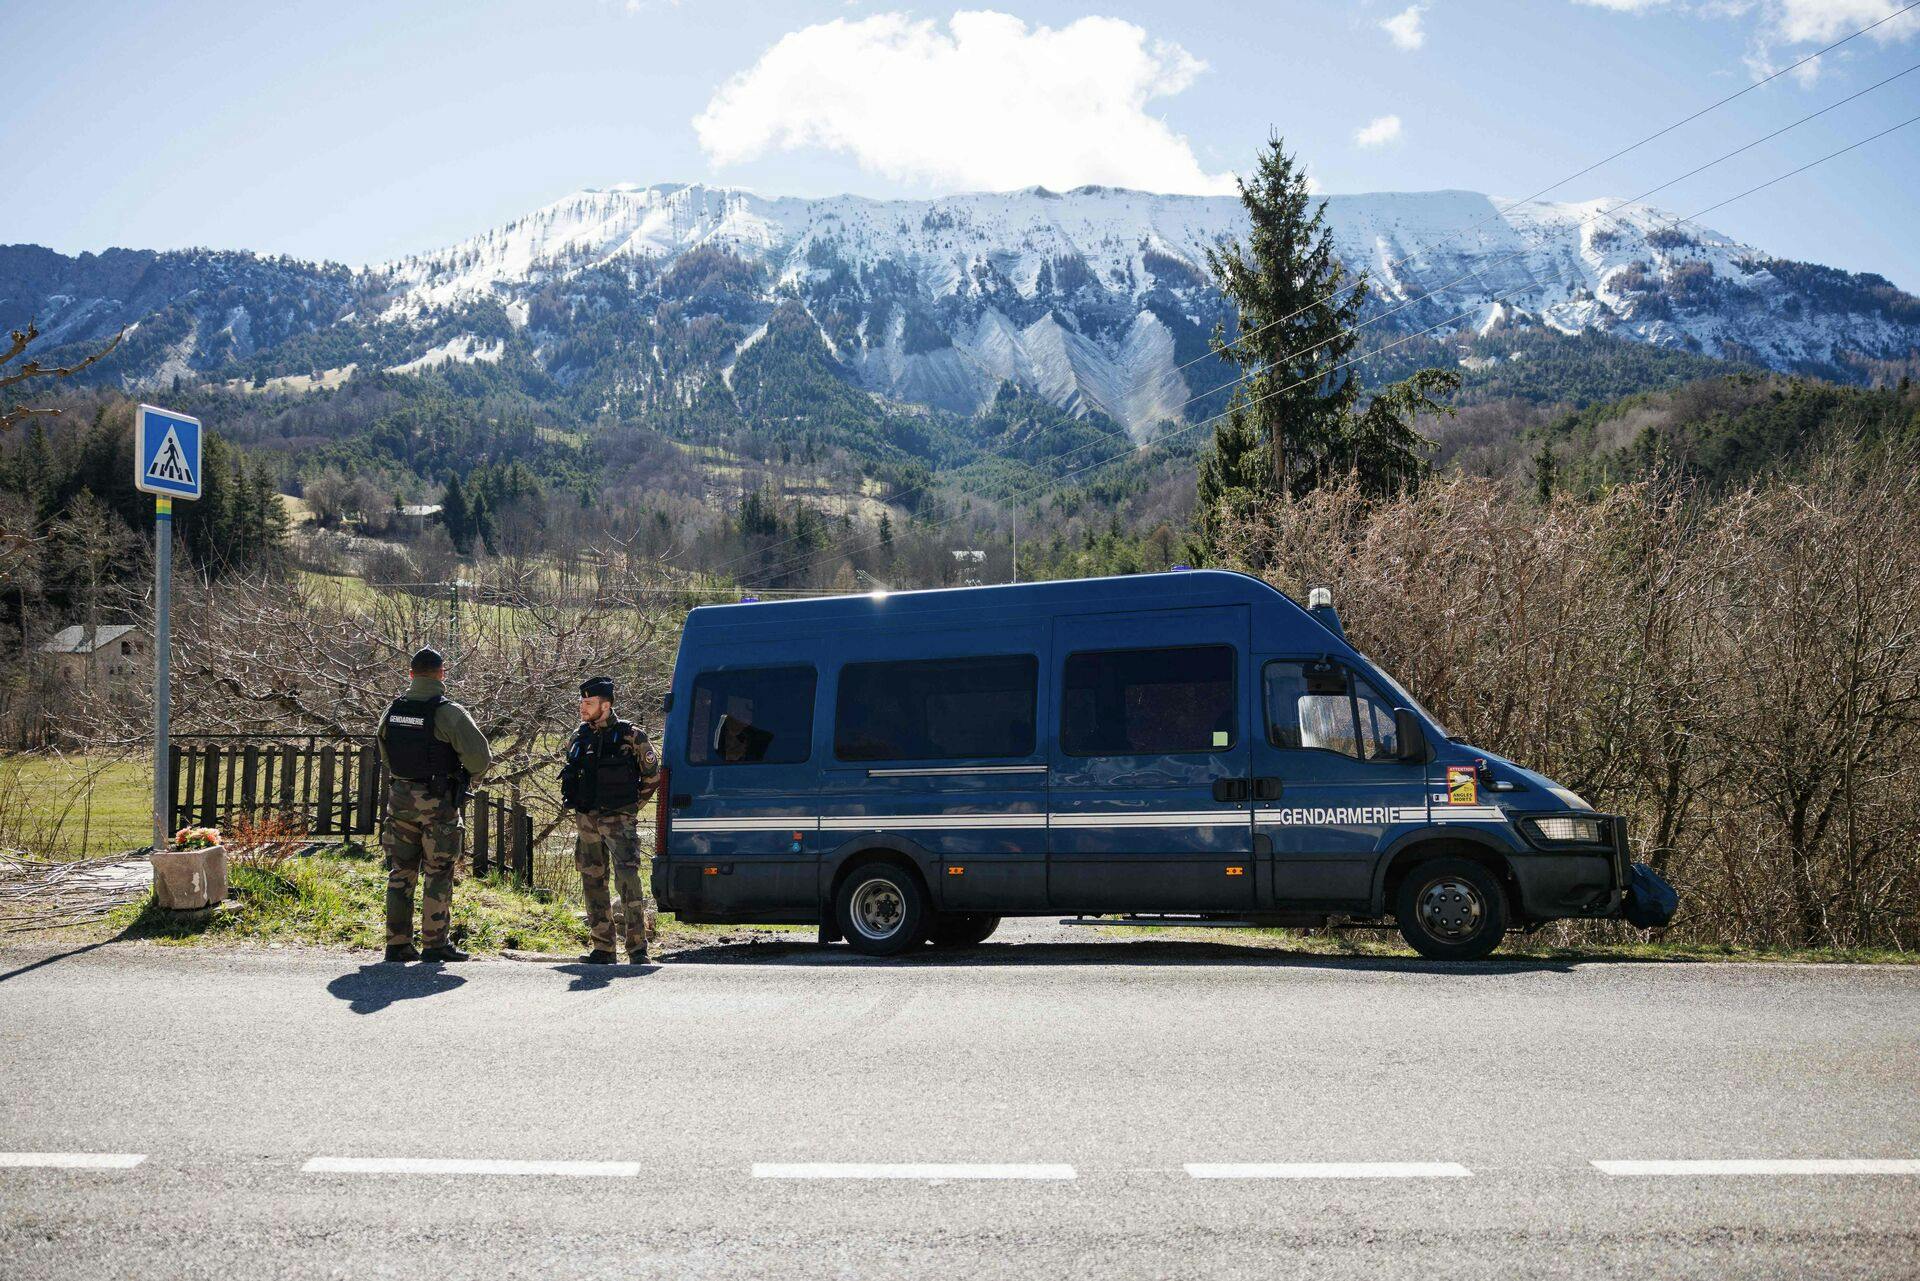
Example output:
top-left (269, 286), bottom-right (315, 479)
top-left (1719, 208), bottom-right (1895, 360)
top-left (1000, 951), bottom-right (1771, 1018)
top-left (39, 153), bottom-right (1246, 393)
top-left (741, 104), bottom-right (1920, 587)
top-left (694, 30), bottom-right (1920, 583)
top-left (1164, 0), bottom-right (1920, 380)
top-left (738, 112), bottom-right (1920, 592)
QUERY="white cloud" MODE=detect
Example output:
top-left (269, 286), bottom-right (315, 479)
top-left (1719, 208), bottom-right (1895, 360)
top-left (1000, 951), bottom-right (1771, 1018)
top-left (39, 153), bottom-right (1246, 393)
top-left (1381, 4), bottom-right (1427, 49)
top-left (1763, 0), bottom-right (1912, 44)
top-left (694, 10), bottom-right (1234, 195)
top-left (1574, 0), bottom-right (1915, 86)
top-left (1355, 114), bottom-right (1404, 147)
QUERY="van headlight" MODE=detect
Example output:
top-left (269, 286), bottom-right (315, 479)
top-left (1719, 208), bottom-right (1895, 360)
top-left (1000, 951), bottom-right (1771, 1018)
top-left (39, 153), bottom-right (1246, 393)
top-left (1523, 815), bottom-right (1606, 844)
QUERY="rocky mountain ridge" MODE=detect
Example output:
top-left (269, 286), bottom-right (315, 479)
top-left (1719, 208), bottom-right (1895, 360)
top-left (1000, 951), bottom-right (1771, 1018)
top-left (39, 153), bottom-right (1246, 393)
top-left (6, 182), bottom-right (1916, 436)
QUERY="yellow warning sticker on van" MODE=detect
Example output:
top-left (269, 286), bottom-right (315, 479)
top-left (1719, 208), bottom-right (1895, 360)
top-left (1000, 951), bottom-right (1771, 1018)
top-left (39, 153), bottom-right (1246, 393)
top-left (1446, 766), bottom-right (1478, 806)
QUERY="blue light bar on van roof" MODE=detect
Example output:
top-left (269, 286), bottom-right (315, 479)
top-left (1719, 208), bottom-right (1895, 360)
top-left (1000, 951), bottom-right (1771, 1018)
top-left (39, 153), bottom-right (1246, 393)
top-left (740, 595), bottom-right (759, 603)
top-left (1171, 564), bottom-right (1191, 572)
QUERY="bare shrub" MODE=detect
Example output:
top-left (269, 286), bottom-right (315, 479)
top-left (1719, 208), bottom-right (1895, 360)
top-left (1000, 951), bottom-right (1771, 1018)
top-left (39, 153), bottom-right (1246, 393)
top-left (224, 811), bottom-right (306, 873)
top-left (1216, 452), bottom-right (1920, 950)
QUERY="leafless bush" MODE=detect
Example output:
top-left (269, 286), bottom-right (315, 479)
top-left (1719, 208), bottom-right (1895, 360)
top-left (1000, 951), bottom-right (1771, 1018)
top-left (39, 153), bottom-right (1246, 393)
top-left (224, 811), bottom-right (305, 872)
top-left (1217, 452), bottom-right (1920, 950)
top-left (112, 545), bottom-right (688, 844)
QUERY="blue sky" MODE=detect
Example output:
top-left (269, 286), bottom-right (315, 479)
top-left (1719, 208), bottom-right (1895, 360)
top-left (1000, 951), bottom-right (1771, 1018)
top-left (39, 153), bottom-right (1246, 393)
top-left (5, 0), bottom-right (1918, 287)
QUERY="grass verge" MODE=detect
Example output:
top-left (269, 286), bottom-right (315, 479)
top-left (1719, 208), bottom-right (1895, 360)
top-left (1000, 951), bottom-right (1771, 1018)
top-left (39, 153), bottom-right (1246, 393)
top-left (107, 847), bottom-right (589, 955)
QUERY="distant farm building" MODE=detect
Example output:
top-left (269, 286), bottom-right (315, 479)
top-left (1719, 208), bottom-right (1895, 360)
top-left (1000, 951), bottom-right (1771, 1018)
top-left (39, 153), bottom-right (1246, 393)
top-left (37, 624), bottom-right (149, 686)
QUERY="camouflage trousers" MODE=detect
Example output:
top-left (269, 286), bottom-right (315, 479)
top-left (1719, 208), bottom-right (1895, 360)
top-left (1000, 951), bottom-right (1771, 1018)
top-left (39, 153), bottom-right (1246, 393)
top-left (575, 806), bottom-right (653, 957)
top-left (382, 778), bottom-right (462, 947)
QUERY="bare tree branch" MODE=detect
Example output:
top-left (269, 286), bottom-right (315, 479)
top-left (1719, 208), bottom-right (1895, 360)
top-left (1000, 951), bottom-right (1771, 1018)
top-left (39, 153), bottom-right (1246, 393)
top-left (0, 324), bottom-right (127, 431)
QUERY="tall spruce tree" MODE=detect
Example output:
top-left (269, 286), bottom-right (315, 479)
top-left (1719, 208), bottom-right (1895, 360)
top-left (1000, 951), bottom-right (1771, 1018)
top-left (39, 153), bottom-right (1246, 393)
top-left (441, 473), bottom-right (473, 553)
top-left (1193, 135), bottom-right (1457, 559)
top-left (1203, 135), bottom-right (1368, 502)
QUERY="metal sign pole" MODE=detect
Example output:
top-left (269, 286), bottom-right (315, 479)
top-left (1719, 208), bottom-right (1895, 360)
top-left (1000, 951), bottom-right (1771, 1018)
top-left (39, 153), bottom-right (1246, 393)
top-left (152, 496), bottom-right (172, 851)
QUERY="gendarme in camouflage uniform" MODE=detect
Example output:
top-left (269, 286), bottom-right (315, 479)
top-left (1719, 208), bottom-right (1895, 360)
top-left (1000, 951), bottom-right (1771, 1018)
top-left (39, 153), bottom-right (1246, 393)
top-left (375, 648), bottom-right (492, 963)
top-left (562, 676), bottom-right (661, 964)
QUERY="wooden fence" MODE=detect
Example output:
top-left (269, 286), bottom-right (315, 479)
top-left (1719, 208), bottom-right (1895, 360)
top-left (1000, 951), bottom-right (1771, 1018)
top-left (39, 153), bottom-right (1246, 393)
top-left (168, 736), bottom-right (535, 885)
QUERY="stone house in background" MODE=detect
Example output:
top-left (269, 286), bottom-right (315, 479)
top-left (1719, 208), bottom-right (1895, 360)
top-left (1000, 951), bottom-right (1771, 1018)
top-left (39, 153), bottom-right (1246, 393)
top-left (37, 624), bottom-right (150, 688)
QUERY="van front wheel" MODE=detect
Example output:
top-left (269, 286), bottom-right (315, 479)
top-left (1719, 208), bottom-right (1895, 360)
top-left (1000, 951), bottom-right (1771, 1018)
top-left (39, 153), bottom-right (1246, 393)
top-left (836, 865), bottom-right (929, 957)
top-left (1394, 857), bottom-right (1507, 961)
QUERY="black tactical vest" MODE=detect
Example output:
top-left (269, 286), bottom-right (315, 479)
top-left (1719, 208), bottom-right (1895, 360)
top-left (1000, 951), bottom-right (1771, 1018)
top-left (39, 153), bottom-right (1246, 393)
top-left (561, 719), bottom-right (643, 813)
top-left (382, 695), bottom-right (460, 782)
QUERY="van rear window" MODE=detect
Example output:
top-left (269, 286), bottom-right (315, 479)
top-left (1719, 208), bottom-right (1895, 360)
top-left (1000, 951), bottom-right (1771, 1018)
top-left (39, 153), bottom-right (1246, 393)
top-left (1061, 645), bottom-right (1236, 756)
top-left (835, 654), bottom-right (1038, 762)
top-left (688, 666), bottom-right (816, 766)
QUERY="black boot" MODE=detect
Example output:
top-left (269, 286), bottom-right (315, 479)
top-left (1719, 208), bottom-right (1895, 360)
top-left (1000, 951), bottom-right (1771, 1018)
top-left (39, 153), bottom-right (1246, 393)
top-left (581, 949), bottom-right (616, 965)
top-left (420, 942), bottom-right (470, 962)
top-left (626, 946), bottom-right (652, 964)
top-left (384, 943), bottom-right (420, 963)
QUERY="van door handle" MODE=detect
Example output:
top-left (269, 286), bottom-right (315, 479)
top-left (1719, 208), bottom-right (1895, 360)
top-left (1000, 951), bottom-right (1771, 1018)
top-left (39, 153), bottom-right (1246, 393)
top-left (670, 794), bottom-right (692, 810)
top-left (1252, 777), bottom-right (1284, 802)
top-left (1211, 778), bottom-right (1251, 803)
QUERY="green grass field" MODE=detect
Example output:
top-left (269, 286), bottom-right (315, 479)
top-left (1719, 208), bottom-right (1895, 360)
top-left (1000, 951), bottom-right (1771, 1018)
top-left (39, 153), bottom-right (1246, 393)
top-left (0, 753), bottom-right (155, 858)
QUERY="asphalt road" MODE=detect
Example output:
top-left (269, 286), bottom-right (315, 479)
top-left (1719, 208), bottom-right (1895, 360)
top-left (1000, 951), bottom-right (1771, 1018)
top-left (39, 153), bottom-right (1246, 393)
top-left (2, 936), bottom-right (1917, 1280)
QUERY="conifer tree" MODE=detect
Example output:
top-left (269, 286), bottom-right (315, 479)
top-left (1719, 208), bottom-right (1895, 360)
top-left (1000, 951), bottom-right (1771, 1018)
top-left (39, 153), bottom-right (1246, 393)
top-left (1193, 135), bottom-right (1459, 559)
top-left (1204, 134), bottom-right (1367, 501)
top-left (441, 473), bottom-right (472, 553)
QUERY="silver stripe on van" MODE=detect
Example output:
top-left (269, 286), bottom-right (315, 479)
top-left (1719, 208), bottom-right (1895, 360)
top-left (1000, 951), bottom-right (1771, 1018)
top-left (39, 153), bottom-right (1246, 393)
top-left (673, 817), bottom-right (820, 833)
top-left (820, 814), bottom-right (1048, 831)
top-left (674, 808), bottom-right (1500, 834)
top-left (865, 765), bottom-right (1050, 778)
top-left (1049, 811), bottom-right (1250, 829)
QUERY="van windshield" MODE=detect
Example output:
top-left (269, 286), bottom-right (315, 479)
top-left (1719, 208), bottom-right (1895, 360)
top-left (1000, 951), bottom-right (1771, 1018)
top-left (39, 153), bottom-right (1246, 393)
top-left (1360, 657), bottom-right (1450, 740)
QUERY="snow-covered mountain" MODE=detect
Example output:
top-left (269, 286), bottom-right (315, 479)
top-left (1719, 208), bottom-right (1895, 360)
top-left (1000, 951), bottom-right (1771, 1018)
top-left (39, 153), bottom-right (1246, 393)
top-left (379, 182), bottom-right (1920, 434)
top-left (8, 182), bottom-right (1917, 437)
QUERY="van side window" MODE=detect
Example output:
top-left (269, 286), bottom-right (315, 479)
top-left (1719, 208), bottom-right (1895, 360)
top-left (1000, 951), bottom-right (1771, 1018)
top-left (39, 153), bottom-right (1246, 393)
top-left (1061, 645), bottom-right (1235, 757)
top-left (1265, 661), bottom-right (1401, 761)
top-left (835, 655), bottom-right (1037, 762)
top-left (688, 666), bottom-right (816, 766)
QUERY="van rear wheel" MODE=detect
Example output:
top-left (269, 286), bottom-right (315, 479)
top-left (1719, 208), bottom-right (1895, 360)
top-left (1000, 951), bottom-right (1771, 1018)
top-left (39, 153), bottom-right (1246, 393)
top-left (836, 865), bottom-right (929, 957)
top-left (929, 913), bottom-right (1001, 948)
top-left (1394, 857), bottom-right (1507, 961)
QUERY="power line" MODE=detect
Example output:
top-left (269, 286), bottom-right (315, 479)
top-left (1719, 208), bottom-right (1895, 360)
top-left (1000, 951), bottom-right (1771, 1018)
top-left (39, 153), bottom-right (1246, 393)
top-left (738, 112), bottom-right (1920, 592)
top-left (737, 99), bottom-right (1920, 587)
top-left (1171, 0), bottom-right (1920, 380)
top-left (693, 16), bottom-right (1920, 582)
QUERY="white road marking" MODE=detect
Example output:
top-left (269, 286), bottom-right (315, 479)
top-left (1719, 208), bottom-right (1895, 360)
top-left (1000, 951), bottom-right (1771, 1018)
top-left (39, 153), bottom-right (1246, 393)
top-left (303, 1157), bottom-right (640, 1177)
top-left (1186, 1162), bottom-right (1473, 1179)
top-left (0, 1152), bottom-right (146, 1170)
top-left (1594, 1159), bottom-right (1920, 1177)
top-left (752, 1163), bottom-right (1076, 1180)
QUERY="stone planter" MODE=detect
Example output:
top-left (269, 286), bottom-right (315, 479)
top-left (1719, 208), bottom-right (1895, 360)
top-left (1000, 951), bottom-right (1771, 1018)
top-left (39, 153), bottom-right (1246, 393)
top-left (150, 846), bottom-right (229, 911)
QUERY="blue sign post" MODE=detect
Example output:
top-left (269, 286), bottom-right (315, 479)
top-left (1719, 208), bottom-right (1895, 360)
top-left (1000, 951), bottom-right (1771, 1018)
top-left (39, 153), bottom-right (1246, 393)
top-left (135, 405), bottom-right (203, 852)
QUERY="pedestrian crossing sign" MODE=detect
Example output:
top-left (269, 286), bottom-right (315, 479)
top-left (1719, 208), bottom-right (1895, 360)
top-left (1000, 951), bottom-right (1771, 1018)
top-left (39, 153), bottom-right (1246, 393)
top-left (135, 404), bottom-right (202, 500)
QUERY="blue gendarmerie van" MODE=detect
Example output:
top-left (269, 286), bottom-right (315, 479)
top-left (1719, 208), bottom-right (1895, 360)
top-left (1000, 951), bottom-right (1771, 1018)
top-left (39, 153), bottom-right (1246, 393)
top-left (651, 570), bottom-right (1638, 960)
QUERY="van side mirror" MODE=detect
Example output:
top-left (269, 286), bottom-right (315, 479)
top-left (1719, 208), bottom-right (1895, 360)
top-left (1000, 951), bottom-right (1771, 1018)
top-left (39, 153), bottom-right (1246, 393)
top-left (1394, 708), bottom-right (1430, 764)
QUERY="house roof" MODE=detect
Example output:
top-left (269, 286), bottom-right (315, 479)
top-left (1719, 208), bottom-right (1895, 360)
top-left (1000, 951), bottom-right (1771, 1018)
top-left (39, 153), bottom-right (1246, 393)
top-left (38, 624), bottom-right (140, 655)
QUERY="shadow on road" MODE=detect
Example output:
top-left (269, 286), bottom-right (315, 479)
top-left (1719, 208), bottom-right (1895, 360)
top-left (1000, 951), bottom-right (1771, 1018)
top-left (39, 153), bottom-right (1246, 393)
top-left (656, 937), bottom-right (1596, 975)
top-left (326, 962), bottom-right (468, 1012)
top-left (555, 961), bottom-right (661, 992)
top-left (0, 939), bottom-right (115, 984)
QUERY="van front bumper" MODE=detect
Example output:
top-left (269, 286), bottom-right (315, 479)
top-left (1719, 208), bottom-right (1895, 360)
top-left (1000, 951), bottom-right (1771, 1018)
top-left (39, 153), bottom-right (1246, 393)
top-left (1506, 813), bottom-right (1629, 922)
